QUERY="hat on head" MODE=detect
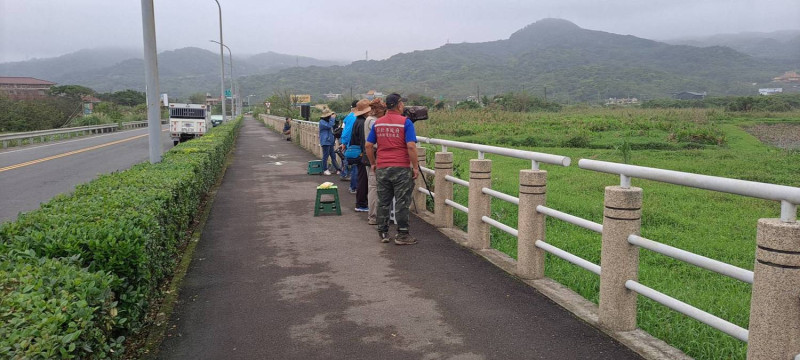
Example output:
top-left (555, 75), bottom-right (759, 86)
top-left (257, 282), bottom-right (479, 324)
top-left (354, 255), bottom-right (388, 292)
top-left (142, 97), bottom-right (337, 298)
top-left (385, 93), bottom-right (407, 108)
top-left (352, 99), bottom-right (372, 116)
top-left (321, 109), bottom-right (335, 118)
top-left (351, 100), bottom-right (359, 109)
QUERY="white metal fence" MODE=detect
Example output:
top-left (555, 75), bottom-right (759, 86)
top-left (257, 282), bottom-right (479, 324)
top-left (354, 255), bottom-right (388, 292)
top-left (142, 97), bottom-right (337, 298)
top-left (260, 113), bottom-right (800, 359)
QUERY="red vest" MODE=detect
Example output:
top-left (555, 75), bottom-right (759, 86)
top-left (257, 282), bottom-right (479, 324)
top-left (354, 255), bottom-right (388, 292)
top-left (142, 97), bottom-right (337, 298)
top-left (374, 110), bottom-right (410, 168)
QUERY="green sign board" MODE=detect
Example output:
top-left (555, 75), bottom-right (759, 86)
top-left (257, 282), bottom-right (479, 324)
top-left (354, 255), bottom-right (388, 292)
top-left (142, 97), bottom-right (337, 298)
top-left (225, 89), bottom-right (232, 98)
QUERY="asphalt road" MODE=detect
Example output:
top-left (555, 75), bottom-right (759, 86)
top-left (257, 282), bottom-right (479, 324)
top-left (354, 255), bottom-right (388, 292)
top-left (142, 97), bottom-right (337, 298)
top-left (0, 126), bottom-right (173, 223)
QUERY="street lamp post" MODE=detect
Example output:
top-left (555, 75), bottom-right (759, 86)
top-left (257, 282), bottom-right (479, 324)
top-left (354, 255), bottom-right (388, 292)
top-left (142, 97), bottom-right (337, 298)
top-left (140, 0), bottom-right (162, 163)
top-left (213, 0), bottom-right (226, 120)
top-left (247, 94), bottom-right (255, 112)
top-left (209, 40), bottom-right (235, 117)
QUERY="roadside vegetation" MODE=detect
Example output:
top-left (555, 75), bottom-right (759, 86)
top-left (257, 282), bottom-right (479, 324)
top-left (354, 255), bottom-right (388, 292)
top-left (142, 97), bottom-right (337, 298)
top-left (413, 105), bottom-right (800, 360)
top-left (0, 86), bottom-right (148, 133)
top-left (0, 118), bottom-right (242, 358)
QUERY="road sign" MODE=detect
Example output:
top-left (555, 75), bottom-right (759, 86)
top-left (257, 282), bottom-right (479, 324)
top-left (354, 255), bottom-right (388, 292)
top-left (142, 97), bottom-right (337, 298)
top-left (225, 89), bottom-right (232, 98)
top-left (291, 94), bottom-right (311, 104)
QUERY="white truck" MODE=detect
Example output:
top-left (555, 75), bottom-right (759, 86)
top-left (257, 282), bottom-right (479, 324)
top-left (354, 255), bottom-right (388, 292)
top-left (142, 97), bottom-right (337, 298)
top-left (169, 103), bottom-right (209, 145)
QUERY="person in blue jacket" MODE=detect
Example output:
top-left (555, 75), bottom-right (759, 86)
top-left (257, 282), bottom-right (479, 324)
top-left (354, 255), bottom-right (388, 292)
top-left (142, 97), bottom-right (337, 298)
top-left (318, 110), bottom-right (341, 175)
top-left (339, 100), bottom-right (358, 188)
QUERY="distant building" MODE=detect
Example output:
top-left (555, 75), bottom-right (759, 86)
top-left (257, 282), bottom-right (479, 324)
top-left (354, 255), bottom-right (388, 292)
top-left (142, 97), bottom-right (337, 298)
top-left (605, 97), bottom-right (640, 106)
top-left (324, 92), bottom-right (342, 100)
top-left (758, 88), bottom-right (783, 96)
top-left (205, 93), bottom-right (220, 106)
top-left (81, 95), bottom-right (102, 115)
top-left (773, 71), bottom-right (800, 83)
top-left (361, 90), bottom-right (385, 100)
top-left (673, 91), bottom-right (707, 100)
top-left (0, 77), bottom-right (56, 100)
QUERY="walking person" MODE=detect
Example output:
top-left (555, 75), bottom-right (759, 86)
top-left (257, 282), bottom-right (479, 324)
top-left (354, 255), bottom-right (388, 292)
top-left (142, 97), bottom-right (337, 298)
top-left (365, 93), bottom-right (419, 245)
top-left (349, 99), bottom-right (372, 212)
top-left (282, 117), bottom-right (292, 141)
top-left (364, 98), bottom-right (386, 225)
top-left (318, 110), bottom-right (341, 175)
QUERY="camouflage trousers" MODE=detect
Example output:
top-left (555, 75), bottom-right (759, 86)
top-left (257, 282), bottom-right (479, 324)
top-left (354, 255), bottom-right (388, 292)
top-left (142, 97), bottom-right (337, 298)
top-left (375, 167), bottom-right (413, 234)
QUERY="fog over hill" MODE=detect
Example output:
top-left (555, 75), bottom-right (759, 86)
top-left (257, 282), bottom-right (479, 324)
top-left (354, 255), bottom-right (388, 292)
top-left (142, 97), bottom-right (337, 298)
top-left (0, 48), bottom-right (346, 98)
top-left (665, 30), bottom-right (800, 61)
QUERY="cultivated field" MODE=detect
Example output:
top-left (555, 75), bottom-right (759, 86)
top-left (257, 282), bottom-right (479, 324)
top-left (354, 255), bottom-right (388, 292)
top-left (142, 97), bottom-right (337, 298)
top-left (413, 108), bottom-right (800, 360)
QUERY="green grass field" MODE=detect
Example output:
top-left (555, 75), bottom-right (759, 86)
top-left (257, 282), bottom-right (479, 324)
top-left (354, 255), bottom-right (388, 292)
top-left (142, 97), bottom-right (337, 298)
top-left (413, 108), bottom-right (800, 360)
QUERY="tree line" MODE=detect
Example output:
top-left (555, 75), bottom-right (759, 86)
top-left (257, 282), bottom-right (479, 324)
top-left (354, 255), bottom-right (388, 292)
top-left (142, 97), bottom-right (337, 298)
top-left (0, 86), bottom-right (147, 132)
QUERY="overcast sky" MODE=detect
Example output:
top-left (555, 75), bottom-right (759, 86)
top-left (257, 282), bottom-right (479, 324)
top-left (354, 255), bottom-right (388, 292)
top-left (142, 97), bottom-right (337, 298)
top-left (1, 0), bottom-right (799, 64)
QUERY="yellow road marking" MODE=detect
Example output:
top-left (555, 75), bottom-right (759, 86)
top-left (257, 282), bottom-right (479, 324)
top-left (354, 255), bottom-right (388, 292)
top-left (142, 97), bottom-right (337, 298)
top-left (0, 134), bottom-right (148, 173)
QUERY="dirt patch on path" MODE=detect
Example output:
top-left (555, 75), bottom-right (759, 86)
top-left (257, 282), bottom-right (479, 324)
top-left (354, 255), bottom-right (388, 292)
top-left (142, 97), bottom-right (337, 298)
top-left (743, 123), bottom-right (800, 149)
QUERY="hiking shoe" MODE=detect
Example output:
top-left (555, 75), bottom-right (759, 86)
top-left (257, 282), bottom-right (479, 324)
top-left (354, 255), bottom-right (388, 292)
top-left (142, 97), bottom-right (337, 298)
top-left (368, 218), bottom-right (377, 225)
top-left (394, 233), bottom-right (417, 245)
top-left (349, 188), bottom-right (357, 194)
top-left (323, 170), bottom-right (332, 176)
top-left (340, 176), bottom-right (350, 182)
top-left (355, 207), bottom-right (369, 212)
top-left (379, 232), bottom-right (391, 243)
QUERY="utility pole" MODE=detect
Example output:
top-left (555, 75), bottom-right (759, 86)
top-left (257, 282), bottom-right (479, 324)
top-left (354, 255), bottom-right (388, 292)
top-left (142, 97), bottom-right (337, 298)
top-left (213, 0), bottom-right (226, 120)
top-left (476, 84), bottom-right (480, 103)
top-left (140, 0), bottom-right (162, 163)
top-left (544, 86), bottom-right (547, 102)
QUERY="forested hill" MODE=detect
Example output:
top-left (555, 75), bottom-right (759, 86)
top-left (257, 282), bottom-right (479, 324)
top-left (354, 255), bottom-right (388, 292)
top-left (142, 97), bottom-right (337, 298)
top-left (0, 47), bottom-right (345, 98)
top-left (241, 19), bottom-right (796, 102)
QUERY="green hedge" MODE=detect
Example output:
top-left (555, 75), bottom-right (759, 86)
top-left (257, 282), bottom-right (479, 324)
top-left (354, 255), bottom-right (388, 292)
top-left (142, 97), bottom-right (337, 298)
top-left (0, 118), bottom-right (242, 358)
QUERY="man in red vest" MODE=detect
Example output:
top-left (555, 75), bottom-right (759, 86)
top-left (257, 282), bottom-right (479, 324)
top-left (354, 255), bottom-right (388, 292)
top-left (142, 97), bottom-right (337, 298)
top-left (365, 93), bottom-right (419, 245)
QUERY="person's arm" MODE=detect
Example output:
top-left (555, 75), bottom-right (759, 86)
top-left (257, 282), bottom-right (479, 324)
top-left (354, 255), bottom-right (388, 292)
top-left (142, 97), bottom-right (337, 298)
top-left (366, 141), bottom-right (377, 171)
top-left (405, 119), bottom-right (419, 179)
top-left (407, 142), bottom-right (419, 179)
top-left (319, 118), bottom-right (331, 130)
top-left (366, 126), bottom-right (377, 170)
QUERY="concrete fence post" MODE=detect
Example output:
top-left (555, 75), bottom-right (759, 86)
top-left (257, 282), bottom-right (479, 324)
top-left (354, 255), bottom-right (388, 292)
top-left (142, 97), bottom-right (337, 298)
top-left (434, 152), bottom-right (454, 228)
top-left (413, 147), bottom-right (427, 214)
top-left (303, 124), bottom-right (308, 149)
top-left (747, 218), bottom-right (800, 360)
top-left (599, 186), bottom-right (642, 331)
top-left (467, 159), bottom-right (492, 249)
top-left (517, 169), bottom-right (547, 279)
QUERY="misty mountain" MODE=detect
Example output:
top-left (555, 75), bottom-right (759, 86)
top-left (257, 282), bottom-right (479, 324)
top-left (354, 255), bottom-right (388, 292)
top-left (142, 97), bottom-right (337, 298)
top-left (240, 19), bottom-right (797, 102)
top-left (1, 47), bottom-right (346, 98)
top-left (0, 48), bottom-right (141, 82)
top-left (665, 30), bottom-right (800, 61)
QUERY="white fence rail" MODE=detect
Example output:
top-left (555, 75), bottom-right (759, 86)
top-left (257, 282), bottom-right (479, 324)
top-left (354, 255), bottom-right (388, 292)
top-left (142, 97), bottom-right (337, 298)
top-left (259, 112), bottom-right (800, 359)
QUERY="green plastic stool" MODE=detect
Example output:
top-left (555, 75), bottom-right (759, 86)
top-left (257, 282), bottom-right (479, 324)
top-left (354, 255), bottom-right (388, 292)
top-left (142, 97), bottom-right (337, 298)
top-left (314, 186), bottom-right (341, 216)
top-left (307, 160), bottom-right (323, 175)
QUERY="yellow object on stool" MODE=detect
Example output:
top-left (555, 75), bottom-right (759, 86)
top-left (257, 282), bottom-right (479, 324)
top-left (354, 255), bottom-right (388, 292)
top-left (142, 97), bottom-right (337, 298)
top-left (314, 185), bottom-right (340, 216)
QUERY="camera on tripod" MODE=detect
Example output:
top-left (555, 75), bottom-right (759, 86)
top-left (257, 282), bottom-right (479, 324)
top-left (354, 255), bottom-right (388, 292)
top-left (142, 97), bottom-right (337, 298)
top-left (403, 106), bottom-right (428, 123)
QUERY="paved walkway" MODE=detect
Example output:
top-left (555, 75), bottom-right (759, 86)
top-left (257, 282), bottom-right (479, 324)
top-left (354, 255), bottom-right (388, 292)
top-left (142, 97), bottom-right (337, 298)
top-left (156, 117), bottom-right (642, 359)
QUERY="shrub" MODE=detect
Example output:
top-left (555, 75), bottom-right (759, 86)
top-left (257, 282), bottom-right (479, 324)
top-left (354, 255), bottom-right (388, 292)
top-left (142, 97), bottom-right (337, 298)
top-left (0, 118), bottom-right (242, 358)
top-left (0, 252), bottom-right (121, 359)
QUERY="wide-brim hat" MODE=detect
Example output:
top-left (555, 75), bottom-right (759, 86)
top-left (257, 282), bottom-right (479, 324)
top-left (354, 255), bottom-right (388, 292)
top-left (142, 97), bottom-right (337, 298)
top-left (352, 99), bottom-right (372, 116)
top-left (321, 110), bottom-right (335, 118)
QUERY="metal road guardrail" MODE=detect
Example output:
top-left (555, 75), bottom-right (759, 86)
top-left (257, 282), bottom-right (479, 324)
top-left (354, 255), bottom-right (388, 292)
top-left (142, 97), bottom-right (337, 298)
top-left (1, 121), bottom-right (149, 149)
